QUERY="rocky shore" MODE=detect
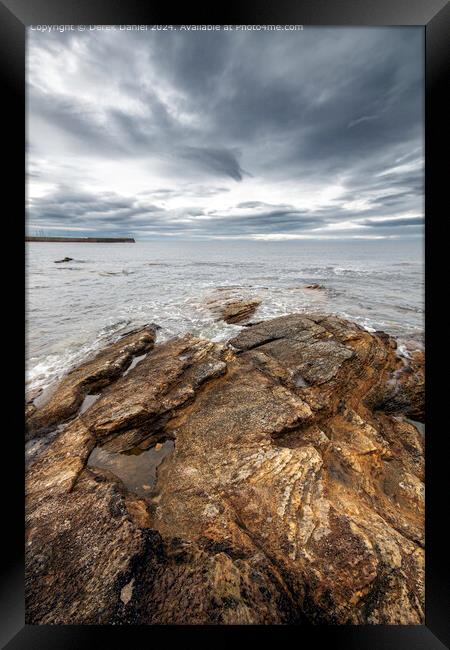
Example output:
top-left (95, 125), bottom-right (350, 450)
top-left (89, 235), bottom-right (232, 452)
top-left (25, 312), bottom-right (424, 625)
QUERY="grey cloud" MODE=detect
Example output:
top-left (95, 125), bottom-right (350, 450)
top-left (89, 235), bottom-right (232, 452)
top-left (361, 216), bottom-right (424, 228)
top-left (27, 185), bottom-right (424, 240)
top-left (236, 201), bottom-right (292, 210)
top-left (178, 146), bottom-right (248, 182)
top-left (28, 187), bottom-right (163, 231)
top-left (137, 186), bottom-right (231, 201)
top-left (347, 115), bottom-right (379, 128)
top-left (27, 27), bottom-right (424, 239)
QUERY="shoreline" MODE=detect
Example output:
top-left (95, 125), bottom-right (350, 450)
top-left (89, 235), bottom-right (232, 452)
top-left (25, 308), bottom-right (425, 398)
top-left (25, 240), bottom-right (424, 394)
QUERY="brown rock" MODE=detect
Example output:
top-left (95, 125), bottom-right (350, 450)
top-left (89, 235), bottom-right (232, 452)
top-left (26, 466), bottom-right (155, 624)
top-left (26, 325), bottom-right (157, 440)
top-left (25, 313), bottom-right (424, 625)
top-left (81, 334), bottom-right (228, 451)
top-left (205, 289), bottom-right (262, 324)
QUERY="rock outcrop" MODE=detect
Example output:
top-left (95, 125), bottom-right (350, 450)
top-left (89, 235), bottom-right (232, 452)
top-left (205, 289), bottom-right (262, 324)
top-left (25, 313), bottom-right (424, 625)
top-left (26, 326), bottom-right (157, 440)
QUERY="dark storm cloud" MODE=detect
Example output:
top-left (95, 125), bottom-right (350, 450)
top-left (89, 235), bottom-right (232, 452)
top-left (362, 216), bottom-right (424, 228)
top-left (27, 27), bottom-right (424, 239)
top-left (178, 146), bottom-right (248, 182)
top-left (27, 187), bottom-right (163, 234)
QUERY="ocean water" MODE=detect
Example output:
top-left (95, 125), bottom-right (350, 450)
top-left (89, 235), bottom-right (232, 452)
top-left (26, 239), bottom-right (424, 393)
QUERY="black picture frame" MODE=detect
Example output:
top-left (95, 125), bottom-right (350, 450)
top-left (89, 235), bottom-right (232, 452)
top-left (2, 0), bottom-right (448, 647)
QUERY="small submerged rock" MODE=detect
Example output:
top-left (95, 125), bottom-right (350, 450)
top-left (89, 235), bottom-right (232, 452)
top-left (304, 283), bottom-right (325, 290)
top-left (54, 257), bottom-right (74, 263)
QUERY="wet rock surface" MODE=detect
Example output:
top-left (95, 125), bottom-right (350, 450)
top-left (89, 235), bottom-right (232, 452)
top-left (26, 326), bottom-right (157, 440)
top-left (25, 313), bottom-right (424, 624)
top-left (205, 289), bottom-right (262, 324)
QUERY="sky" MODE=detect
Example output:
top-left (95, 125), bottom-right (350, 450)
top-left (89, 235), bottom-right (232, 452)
top-left (26, 26), bottom-right (424, 240)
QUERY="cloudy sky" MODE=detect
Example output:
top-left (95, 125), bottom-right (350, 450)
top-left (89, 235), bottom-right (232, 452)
top-left (26, 27), bottom-right (424, 240)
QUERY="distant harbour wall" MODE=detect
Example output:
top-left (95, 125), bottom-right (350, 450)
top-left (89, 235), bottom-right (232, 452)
top-left (26, 236), bottom-right (135, 243)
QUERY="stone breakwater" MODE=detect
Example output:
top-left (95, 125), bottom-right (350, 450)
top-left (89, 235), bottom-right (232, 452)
top-left (25, 313), bottom-right (424, 625)
top-left (26, 236), bottom-right (135, 243)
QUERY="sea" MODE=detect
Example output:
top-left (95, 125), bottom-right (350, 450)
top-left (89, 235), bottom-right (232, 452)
top-left (26, 239), bottom-right (424, 394)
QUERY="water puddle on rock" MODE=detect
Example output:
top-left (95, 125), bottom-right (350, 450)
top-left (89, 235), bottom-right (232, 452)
top-left (405, 417), bottom-right (425, 436)
top-left (123, 353), bottom-right (147, 376)
top-left (87, 440), bottom-right (174, 499)
top-left (294, 374), bottom-right (309, 388)
top-left (33, 383), bottom-right (58, 409)
top-left (79, 393), bottom-right (101, 414)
